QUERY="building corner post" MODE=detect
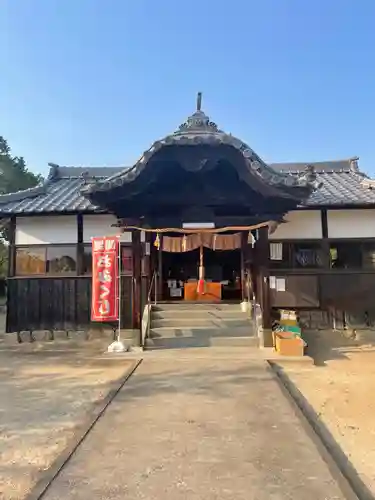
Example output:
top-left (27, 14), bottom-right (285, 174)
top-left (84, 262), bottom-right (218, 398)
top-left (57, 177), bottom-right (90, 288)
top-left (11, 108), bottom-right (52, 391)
top-left (6, 216), bottom-right (16, 334)
top-left (7, 216), bottom-right (16, 278)
top-left (255, 226), bottom-right (272, 346)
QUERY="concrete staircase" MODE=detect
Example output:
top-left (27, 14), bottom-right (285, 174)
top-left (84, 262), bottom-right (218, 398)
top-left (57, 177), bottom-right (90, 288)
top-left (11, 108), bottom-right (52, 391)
top-left (145, 302), bottom-right (258, 349)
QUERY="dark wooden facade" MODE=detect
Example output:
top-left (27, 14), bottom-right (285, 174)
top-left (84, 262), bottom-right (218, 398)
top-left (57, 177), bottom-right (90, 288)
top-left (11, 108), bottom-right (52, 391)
top-left (5, 216), bottom-right (148, 337)
top-left (7, 214), bottom-right (375, 336)
top-left (7, 276), bottom-right (127, 332)
top-left (268, 205), bottom-right (375, 328)
top-left (6, 274), bottom-right (149, 335)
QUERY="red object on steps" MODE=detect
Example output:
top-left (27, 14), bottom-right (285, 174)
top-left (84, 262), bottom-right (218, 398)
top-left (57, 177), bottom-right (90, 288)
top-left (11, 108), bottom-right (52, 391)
top-left (197, 279), bottom-right (205, 295)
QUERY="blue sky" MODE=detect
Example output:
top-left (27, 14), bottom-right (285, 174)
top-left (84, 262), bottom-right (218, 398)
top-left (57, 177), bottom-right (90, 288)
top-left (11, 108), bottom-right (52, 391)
top-left (1, 0), bottom-right (375, 176)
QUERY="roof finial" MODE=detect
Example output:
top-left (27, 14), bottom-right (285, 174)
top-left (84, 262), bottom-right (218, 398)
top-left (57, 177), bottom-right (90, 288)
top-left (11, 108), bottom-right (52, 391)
top-left (47, 162), bottom-right (60, 181)
top-left (196, 92), bottom-right (202, 111)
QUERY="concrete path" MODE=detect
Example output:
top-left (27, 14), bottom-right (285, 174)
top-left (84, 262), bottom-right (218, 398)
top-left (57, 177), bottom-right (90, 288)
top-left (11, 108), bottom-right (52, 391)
top-left (42, 357), bottom-right (348, 500)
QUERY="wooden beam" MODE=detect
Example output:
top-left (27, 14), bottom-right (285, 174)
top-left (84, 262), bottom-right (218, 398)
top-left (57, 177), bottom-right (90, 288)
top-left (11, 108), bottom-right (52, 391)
top-left (116, 215), bottom-right (284, 229)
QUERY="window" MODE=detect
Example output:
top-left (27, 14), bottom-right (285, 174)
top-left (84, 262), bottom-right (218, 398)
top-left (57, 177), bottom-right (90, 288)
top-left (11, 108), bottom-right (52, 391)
top-left (269, 243), bottom-right (292, 268)
top-left (15, 244), bottom-right (134, 276)
top-left (270, 242), bottom-right (283, 261)
top-left (16, 247), bottom-right (46, 275)
top-left (15, 245), bottom-right (77, 275)
top-left (82, 244), bottom-right (132, 275)
top-left (362, 242), bottom-right (375, 270)
top-left (47, 246), bottom-right (76, 273)
top-left (121, 246), bottom-right (132, 274)
top-left (269, 242), bottom-right (323, 269)
top-left (329, 242), bottom-right (362, 269)
top-left (293, 243), bottom-right (323, 268)
top-left (83, 245), bottom-right (93, 274)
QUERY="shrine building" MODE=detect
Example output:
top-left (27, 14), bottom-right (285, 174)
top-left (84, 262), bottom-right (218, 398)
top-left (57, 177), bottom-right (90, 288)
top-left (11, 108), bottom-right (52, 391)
top-left (1, 94), bottom-right (375, 346)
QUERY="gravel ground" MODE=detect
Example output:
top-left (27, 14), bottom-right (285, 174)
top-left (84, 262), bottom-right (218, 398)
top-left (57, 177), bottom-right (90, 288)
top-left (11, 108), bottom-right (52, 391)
top-left (276, 329), bottom-right (375, 497)
top-left (0, 349), bottom-right (134, 500)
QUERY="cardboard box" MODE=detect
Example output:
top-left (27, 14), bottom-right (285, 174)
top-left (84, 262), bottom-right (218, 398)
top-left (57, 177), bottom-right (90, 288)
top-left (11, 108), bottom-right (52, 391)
top-left (274, 333), bottom-right (304, 357)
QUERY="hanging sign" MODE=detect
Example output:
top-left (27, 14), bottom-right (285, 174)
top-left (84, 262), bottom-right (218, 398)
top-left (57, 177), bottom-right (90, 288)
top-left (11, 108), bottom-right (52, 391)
top-left (91, 236), bottom-right (119, 322)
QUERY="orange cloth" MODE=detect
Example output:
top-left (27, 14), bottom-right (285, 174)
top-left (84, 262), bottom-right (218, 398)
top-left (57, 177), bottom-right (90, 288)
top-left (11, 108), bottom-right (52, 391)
top-left (184, 282), bottom-right (221, 302)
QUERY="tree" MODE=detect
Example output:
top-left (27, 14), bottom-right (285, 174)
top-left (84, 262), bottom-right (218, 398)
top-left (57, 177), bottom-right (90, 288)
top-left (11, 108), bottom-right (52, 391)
top-left (0, 137), bottom-right (43, 276)
top-left (0, 136), bottom-right (43, 194)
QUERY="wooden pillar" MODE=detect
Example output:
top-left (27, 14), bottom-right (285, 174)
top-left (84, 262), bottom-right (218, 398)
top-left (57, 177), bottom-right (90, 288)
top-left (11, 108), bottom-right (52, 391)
top-left (6, 216), bottom-right (16, 335)
top-left (142, 231), bottom-right (155, 302)
top-left (144, 231), bottom-right (152, 282)
top-left (157, 234), bottom-right (163, 300)
top-left (132, 230), bottom-right (142, 336)
top-left (240, 232), bottom-right (247, 301)
top-left (76, 214), bottom-right (84, 275)
top-left (320, 209), bottom-right (330, 268)
top-left (7, 216), bottom-right (16, 278)
top-left (256, 227), bottom-right (272, 330)
top-left (320, 209), bottom-right (332, 325)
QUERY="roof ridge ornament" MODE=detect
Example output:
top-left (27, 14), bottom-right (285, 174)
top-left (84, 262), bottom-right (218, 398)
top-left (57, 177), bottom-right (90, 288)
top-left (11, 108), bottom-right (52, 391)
top-left (176, 92), bottom-right (222, 134)
top-left (296, 164), bottom-right (323, 190)
top-left (350, 156), bottom-right (359, 172)
top-left (47, 163), bottom-right (60, 181)
top-left (80, 170), bottom-right (91, 185)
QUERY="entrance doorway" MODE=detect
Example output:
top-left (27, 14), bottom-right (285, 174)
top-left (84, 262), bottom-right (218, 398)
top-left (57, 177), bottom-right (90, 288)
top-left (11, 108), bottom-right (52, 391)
top-left (160, 247), bottom-right (242, 301)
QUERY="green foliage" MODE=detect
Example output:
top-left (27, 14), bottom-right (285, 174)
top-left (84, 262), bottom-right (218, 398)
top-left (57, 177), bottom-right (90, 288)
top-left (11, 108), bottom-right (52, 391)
top-left (0, 136), bottom-right (43, 276)
top-left (0, 136), bottom-right (43, 194)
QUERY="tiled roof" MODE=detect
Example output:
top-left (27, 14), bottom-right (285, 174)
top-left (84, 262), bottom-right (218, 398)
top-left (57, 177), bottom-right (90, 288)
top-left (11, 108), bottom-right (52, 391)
top-left (0, 166), bottom-right (125, 215)
top-left (0, 159), bottom-right (374, 215)
top-left (270, 159), bottom-right (375, 206)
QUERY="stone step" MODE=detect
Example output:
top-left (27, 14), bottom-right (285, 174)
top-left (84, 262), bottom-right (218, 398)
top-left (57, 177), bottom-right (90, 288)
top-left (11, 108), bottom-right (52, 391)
top-left (145, 335), bottom-right (259, 350)
top-left (153, 303), bottom-right (242, 312)
top-left (147, 302), bottom-right (255, 350)
top-left (151, 318), bottom-right (252, 328)
top-left (149, 326), bottom-right (254, 338)
top-left (152, 310), bottom-right (249, 320)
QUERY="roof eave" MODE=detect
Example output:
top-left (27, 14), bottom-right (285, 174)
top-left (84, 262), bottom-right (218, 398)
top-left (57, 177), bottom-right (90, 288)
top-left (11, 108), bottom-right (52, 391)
top-left (0, 183), bottom-right (47, 204)
top-left (0, 207), bottom-right (108, 217)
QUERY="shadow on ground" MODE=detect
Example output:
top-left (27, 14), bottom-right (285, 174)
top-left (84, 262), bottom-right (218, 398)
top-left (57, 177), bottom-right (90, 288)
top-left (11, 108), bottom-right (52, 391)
top-left (303, 328), bottom-right (375, 366)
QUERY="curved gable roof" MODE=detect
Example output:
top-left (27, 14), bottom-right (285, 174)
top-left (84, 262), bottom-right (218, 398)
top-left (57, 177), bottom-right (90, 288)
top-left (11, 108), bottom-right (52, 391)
top-left (0, 159), bottom-right (374, 215)
top-left (82, 107), bottom-right (319, 199)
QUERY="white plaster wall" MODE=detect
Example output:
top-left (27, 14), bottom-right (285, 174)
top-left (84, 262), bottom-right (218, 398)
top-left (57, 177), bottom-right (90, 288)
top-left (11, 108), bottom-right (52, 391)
top-left (269, 210), bottom-right (322, 240)
top-left (327, 209), bottom-right (375, 238)
top-left (15, 216), bottom-right (78, 245)
top-left (83, 214), bottom-right (132, 243)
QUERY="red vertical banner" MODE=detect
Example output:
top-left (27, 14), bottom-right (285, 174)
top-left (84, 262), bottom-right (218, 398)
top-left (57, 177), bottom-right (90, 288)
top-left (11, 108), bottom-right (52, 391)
top-left (91, 236), bottom-right (120, 322)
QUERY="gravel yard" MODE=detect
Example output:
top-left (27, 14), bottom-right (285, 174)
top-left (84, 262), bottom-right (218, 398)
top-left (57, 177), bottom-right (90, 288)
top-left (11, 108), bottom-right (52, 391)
top-left (276, 329), bottom-right (375, 496)
top-left (0, 349), bottom-right (134, 500)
